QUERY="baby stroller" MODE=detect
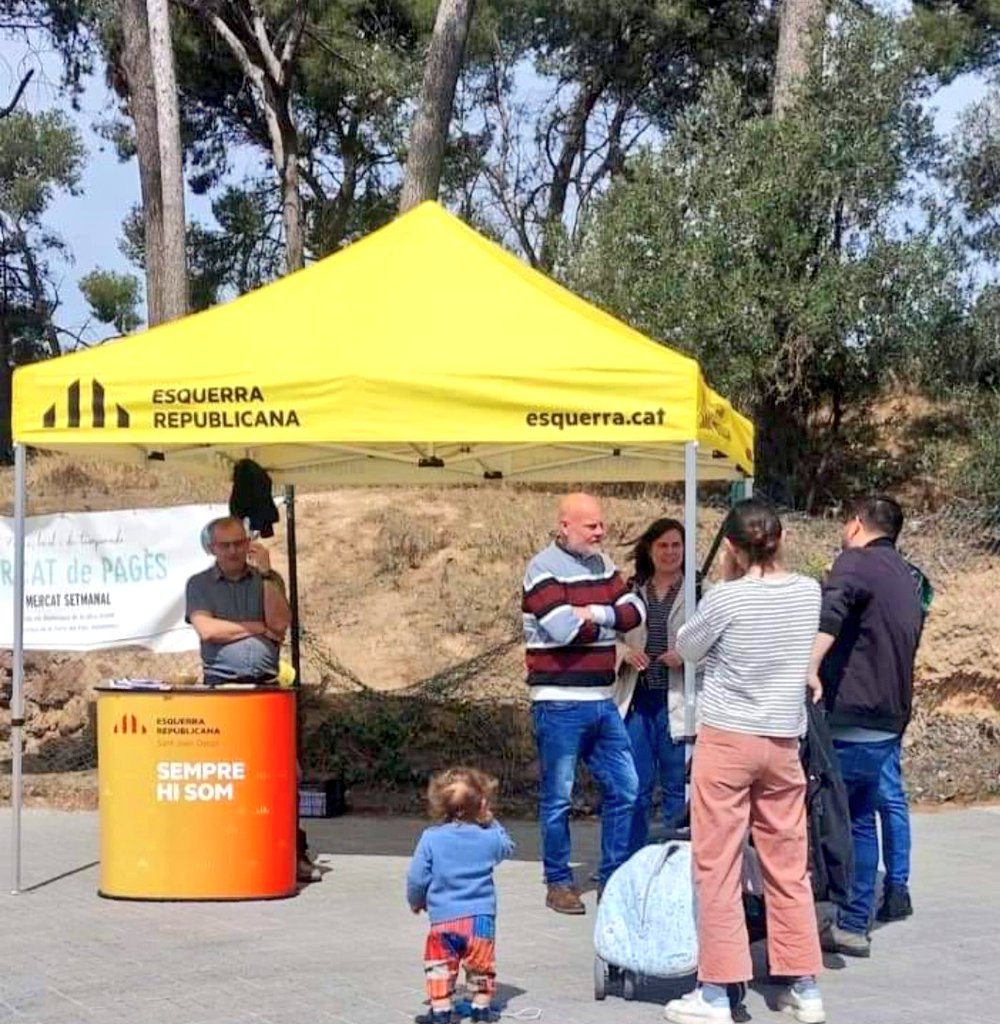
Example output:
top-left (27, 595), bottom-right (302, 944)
top-left (592, 831), bottom-right (698, 1001)
top-left (593, 705), bottom-right (850, 1005)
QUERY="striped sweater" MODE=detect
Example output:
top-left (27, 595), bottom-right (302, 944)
top-left (522, 542), bottom-right (645, 690)
top-left (675, 573), bottom-right (820, 738)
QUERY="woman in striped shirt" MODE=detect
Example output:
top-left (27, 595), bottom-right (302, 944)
top-left (664, 500), bottom-right (824, 1024)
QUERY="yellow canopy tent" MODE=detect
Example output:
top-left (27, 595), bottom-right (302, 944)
top-left (7, 202), bottom-right (754, 892)
top-left (12, 202), bottom-right (752, 484)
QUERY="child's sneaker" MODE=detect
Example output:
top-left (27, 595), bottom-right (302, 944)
top-left (776, 977), bottom-right (825, 1024)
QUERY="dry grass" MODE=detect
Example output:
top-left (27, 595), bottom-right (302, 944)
top-left (0, 451), bottom-right (227, 516)
top-left (367, 506), bottom-right (453, 574)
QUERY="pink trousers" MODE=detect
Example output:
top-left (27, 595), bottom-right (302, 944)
top-left (691, 725), bottom-right (822, 983)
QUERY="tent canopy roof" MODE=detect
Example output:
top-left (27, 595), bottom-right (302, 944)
top-left (13, 203), bottom-right (753, 485)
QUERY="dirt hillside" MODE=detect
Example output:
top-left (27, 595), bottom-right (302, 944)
top-left (1, 454), bottom-right (997, 813)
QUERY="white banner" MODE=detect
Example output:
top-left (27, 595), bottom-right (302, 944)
top-left (0, 503), bottom-right (228, 652)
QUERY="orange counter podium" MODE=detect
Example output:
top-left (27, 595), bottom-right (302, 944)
top-left (96, 684), bottom-right (297, 900)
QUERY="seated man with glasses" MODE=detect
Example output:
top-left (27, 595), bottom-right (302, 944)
top-left (185, 515), bottom-right (290, 685)
top-left (185, 515), bottom-right (320, 883)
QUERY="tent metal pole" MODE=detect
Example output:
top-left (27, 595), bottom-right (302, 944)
top-left (10, 444), bottom-right (27, 895)
top-left (683, 441), bottom-right (698, 737)
top-left (744, 476), bottom-right (754, 499)
top-left (283, 485), bottom-right (302, 684)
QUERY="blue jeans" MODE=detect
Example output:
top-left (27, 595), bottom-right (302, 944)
top-left (532, 699), bottom-right (638, 887)
top-left (833, 737), bottom-right (897, 934)
top-left (877, 737), bottom-right (911, 891)
top-left (625, 686), bottom-right (687, 853)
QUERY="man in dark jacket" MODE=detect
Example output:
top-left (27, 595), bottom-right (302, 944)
top-left (808, 496), bottom-right (923, 958)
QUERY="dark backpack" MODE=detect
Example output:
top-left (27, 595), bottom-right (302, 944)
top-left (904, 559), bottom-right (934, 619)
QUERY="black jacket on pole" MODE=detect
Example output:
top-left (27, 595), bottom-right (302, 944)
top-left (229, 458), bottom-right (279, 537)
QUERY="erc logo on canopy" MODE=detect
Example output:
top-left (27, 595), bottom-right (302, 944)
top-left (38, 380), bottom-right (304, 431)
top-left (41, 379), bottom-right (130, 430)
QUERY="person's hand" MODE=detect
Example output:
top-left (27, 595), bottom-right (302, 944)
top-left (623, 649), bottom-right (650, 671)
top-left (807, 672), bottom-right (823, 705)
top-left (411, 904), bottom-right (425, 915)
top-left (659, 650), bottom-right (684, 670)
top-left (572, 606), bottom-right (593, 623)
top-left (263, 627), bottom-right (285, 644)
top-left (247, 541), bottom-right (271, 573)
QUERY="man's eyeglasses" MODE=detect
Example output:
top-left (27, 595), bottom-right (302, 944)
top-left (214, 538), bottom-right (249, 551)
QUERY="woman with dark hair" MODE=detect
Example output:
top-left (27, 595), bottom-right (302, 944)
top-left (614, 517), bottom-right (696, 852)
top-left (664, 500), bottom-right (824, 1024)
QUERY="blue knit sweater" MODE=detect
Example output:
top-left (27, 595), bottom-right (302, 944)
top-left (406, 820), bottom-right (515, 923)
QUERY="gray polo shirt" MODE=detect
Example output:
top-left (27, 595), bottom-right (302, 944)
top-left (185, 565), bottom-right (279, 683)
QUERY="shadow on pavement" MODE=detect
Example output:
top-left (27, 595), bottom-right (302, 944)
top-left (20, 859), bottom-right (99, 893)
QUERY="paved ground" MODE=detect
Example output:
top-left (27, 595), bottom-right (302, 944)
top-left (0, 806), bottom-right (995, 1024)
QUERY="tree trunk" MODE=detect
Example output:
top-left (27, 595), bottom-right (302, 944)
top-left (538, 79), bottom-right (603, 271)
top-left (118, 0), bottom-right (167, 325)
top-left (1, 70), bottom-right (34, 119)
top-left (398, 0), bottom-right (477, 214)
top-left (773, 0), bottom-right (826, 117)
top-left (198, 6), bottom-right (306, 274)
top-left (278, 104), bottom-right (304, 271)
top-left (20, 235), bottom-right (60, 359)
top-left (145, 0), bottom-right (187, 320)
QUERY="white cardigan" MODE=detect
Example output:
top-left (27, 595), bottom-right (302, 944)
top-left (612, 579), bottom-right (706, 739)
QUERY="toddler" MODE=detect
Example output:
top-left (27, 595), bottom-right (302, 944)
top-left (407, 768), bottom-right (515, 1024)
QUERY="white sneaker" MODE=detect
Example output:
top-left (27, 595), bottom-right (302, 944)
top-left (777, 985), bottom-right (826, 1024)
top-left (663, 989), bottom-right (733, 1024)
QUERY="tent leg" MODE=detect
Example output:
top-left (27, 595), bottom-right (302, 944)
top-left (744, 476), bottom-right (754, 499)
top-left (10, 444), bottom-right (26, 895)
top-left (683, 441), bottom-right (698, 738)
top-left (283, 484), bottom-right (301, 684)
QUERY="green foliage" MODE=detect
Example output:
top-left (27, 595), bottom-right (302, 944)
top-left (190, 186), bottom-right (285, 306)
top-left (799, 553), bottom-right (832, 582)
top-left (956, 390), bottom-right (1000, 502)
top-left (120, 184), bottom-right (284, 310)
top-left (167, 0), bottom-right (429, 259)
top-left (457, 0), bottom-right (777, 266)
top-left (918, 284), bottom-right (1000, 393)
top-left (947, 88), bottom-right (1000, 251)
top-left (572, 7), bottom-right (964, 507)
top-left (0, 110), bottom-right (84, 220)
top-left (501, 0), bottom-right (775, 109)
top-left (0, 107), bottom-right (86, 457)
top-left (78, 270), bottom-right (142, 333)
top-left (909, 0), bottom-right (1000, 79)
top-left (303, 692), bottom-right (537, 807)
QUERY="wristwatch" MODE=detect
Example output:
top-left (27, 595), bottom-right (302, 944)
top-left (258, 569), bottom-right (279, 582)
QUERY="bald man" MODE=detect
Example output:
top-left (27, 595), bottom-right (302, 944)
top-left (522, 493), bottom-right (644, 914)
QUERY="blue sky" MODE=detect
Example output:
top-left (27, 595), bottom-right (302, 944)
top-left (0, 35), bottom-right (262, 340)
top-left (0, 25), bottom-right (991, 343)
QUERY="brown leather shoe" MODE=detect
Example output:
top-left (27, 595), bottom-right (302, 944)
top-left (545, 884), bottom-right (585, 915)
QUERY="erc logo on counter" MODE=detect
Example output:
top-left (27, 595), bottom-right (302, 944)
top-left (112, 713), bottom-right (146, 736)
